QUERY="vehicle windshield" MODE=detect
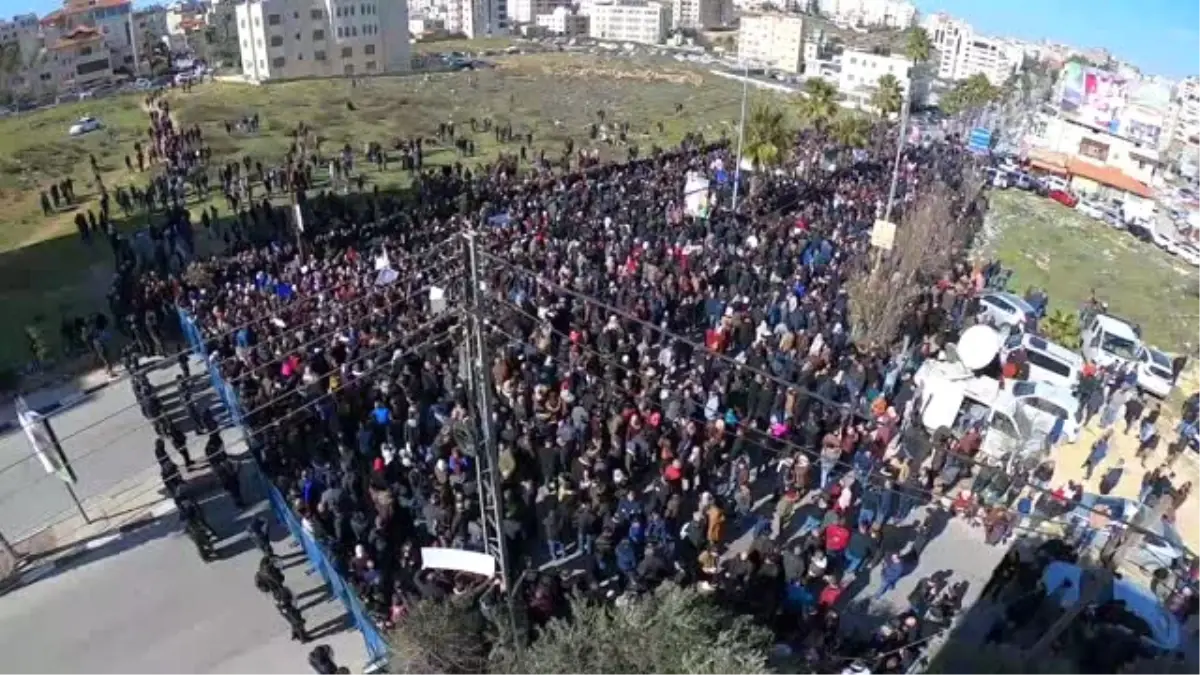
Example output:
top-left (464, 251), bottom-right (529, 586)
top-left (1101, 331), bottom-right (1138, 360)
top-left (1149, 350), bottom-right (1172, 368)
top-left (1026, 351), bottom-right (1072, 378)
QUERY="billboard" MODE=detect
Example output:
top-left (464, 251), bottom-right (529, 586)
top-left (1058, 62), bottom-right (1127, 130)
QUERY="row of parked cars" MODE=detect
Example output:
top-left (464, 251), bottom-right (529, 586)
top-left (975, 291), bottom-right (1180, 400)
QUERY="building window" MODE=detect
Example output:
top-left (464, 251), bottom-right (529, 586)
top-left (80, 45), bottom-right (92, 56)
top-left (297, 52), bottom-right (303, 60)
top-left (344, 64), bottom-right (354, 74)
top-left (259, 60), bottom-right (266, 69)
top-left (270, 35), bottom-right (283, 46)
top-left (293, 11), bottom-right (299, 18)
top-left (312, 8), bottom-right (323, 19)
top-left (313, 29), bottom-right (325, 40)
top-left (351, 26), bottom-right (357, 36)
top-left (337, 26), bottom-right (343, 37)
top-left (1078, 138), bottom-right (1110, 162)
top-left (365, 60), bottom-right (376, 70)
top-left (254, 16), bottom-right (260, 25)
top-left (272, 56), bottom-right (285, 68)
top-left (849, 57), bottom-right (856, 64)
top-left (296, 32), bottom-right (301, 40)
top-left (257, 38), bottom-right (263, 47)
top-left (342, 46), bottom-right (352, 57)
top-left (364, 43), bottom-right (375, 55)
top-left (315, 50), bottom-right (327, 60)
top-left (267, 13), bottom-right (281, 25)
top-left (240, 18), bottom-right (246, 28)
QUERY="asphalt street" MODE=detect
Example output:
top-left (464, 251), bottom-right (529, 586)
top-left (0, 358), bottom-right (214, 540)
top-left (0, 479), bottom-right (366, 673)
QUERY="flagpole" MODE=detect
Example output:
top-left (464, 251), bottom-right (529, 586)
top-left (731, 59), bottom-right (749, 212)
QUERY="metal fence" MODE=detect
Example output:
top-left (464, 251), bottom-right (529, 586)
top-left (177, 308), bottom-right (388, 662)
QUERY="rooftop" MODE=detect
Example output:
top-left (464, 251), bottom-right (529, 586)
top-left (51, 25), bottom-right (104, 49)
top-left (1066, 157), bottom-right (1154, 199)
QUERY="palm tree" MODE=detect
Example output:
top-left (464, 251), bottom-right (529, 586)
top-left (800, 78), bottom-right (839, 133)
top-left (830, 111), bottom-right (870, 149)
top-left (1042, 309), bottom-right (1083, 349)
top-left (904, 26), bottom-right (932, 65)
top-left (870, 74), bottom-right (904, 118)
top-left (743, 100), bottom-right (792, 194)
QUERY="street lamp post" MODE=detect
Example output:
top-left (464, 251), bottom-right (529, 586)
top-left (883, 81), bottom-right (913, 223)
top-left (730, 59), bottom-right (749, 212)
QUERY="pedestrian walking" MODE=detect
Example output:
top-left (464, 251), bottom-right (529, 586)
top-left (1082, 429), bottom-right (1112, 480)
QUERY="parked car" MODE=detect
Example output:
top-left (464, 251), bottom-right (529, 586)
top-left (977, 291), bottom-right (1037, 329)
top-left (1176, 244), bottom-right (1200, 267)
top-left (68, 116), bottom-right (101, 136)
top-left (1048, 189), bottom-right (1078, 208)
top-left (1076, 199), bottom-right (1105, 220)
top-left (1070, 495), bottom-right (1185, 576)
top-left (1002, 333), bottom-right (1082, 392)
top-left (1150, 228), bottom-right (1174, 249)
top-left (1136, 345), bottom-right (1177, 398)
top-left (1126, 222), bottom-right (1154, 243)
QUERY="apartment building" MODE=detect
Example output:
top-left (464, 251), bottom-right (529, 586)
top-left (1168, 76), bottom-right (1200, 149)
top-left (509, 0), bottom-right (560, 23)
top-left (737, 13), bottom-right (805, 74)
top-left (838, 47), bottom-right (927, 111)
top-left (922, 12), bottom-right (1016, 85)
top-left (1025, 114), bottom-right (1157, 205)
top-left (587, 1), bottom-right (669, 44)
top-left (535, 6), bottom-right (587, 35)
top-left (41, 0), bottom-right (139, 76)
top-left (817, 0), bottom-right (914, 29)
top-left (442, 0), bottom-right (508, 37)
top-left (236, 0), bottom-right (409, 81)
top-left (671, 0), bottom-right (730, 31)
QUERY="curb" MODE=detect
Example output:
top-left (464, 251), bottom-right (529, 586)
top-left (4, 499), bottom-right (178, 592)
top-left (0, 378), bottom-right (120, 435)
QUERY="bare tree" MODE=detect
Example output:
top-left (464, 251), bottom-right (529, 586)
top-left (847, 181), bottom-right (977, 348)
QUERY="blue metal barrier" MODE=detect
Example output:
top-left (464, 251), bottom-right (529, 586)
top-left (177, 308), bottom-right (388, 661)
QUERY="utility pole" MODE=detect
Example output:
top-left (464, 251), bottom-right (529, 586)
top-left (883, 82), bottom-right (912, 223)
top-left (730, 59), bottom-right (749, 212)
top-left (462, 230), bottom-right (520, 643)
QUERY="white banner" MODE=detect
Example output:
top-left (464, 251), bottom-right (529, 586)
top-left (421, 547), bottom-right (496, 578)
top-left (15, 397), bottom-right (73, 483)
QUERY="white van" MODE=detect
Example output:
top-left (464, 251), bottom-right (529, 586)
top-left (915, 359), bottom-right (1041, 462)
top-left (1001, 333), bottom-right (1082, 391)
top-left (1082, 314), bottom-right (1142, 369)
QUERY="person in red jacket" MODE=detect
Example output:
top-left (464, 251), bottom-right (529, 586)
top-left (824, 516), bottom-right (851, 566)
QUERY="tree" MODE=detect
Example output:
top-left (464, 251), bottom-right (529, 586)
top-left (846, 182), bottom-right (977, 347)
top-left (0, 41), bottom-right (21, 74)
top-left (800, 77), bottom-right (839, 132)
top-left (940, 73), bottom-right (1000, 119)
top-left (390, 584), bottom-right (775, 675)
top-left (904, 26), bottom-right (932, 65)
top-left (1042, 309), bottom-right (1082, 349)
top-left (870, 74), bottom-right (904, 118)
top-left (830, 110), bottom-right (870, 149)
top-left (744, 100), bottom-right (791, 169)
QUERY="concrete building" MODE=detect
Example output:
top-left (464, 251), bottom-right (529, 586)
top-left (838, 47), bottom-right (928, 112)
top-left (1025, 113), bottom-right (1158, 205)
top-left (1169, 76), bottom-right (1200, 149)
top-left (442, 0), bottom-right (508, 37)
top-left (41, 0), bottom-right (139, 76)
top-left (817, 0), bottom-right (915, 29)
top-left (737, 13), bottom-right (805, 74)
top-left (236, 0), bottom-right (410, 81)
top-left (922, 12), bottom-right (1016, 85)
top-left (587, 1), bottom-right (668, 44)
top-left (535, 6), bottom-right (587, 35)
top-left (509, 0), bottom-right (558, 24)
top-left (671, 0), bottom-right (730, 31)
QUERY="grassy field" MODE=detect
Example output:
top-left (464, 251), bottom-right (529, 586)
top-left (0, 51), bottom-right (758, 378)
top-left (979, 189), bottom-right (1199, 355)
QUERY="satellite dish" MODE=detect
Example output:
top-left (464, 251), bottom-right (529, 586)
top-left (957, 324), bottom-right (1001, 371)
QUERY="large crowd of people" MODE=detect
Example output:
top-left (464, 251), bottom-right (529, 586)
top-left (97, 78), bottom-right (1197, 672)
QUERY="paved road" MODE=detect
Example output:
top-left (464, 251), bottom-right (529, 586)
top-left (0, 359), bottom-right (215, 540)
top-left (0, 482), bottom-right (366, 673)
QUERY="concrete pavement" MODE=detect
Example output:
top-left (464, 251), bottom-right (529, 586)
top-left (0, 467), bottom-right (367, 673)
top-left (0, 357), bottom-right (215, 542)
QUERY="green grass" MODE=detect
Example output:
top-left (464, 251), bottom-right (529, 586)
top-left (0, 51), bottom-right (756, 377)
top-left (980, 189), bottom-right (1199, 356)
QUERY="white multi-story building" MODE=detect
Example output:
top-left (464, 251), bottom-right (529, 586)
top-left (671, 0), bottom-right (730, 31)
top-left (838, 47), bottom-right (928, 111)
top-left (535, 6), bottom-right (587, 34)
top-left (737, 13), bottom-right (805, 74)
top-left (587, 1), bottom-right (668, 44)
top-left (442, 0), bottom-right (508, 37)
top-left (236, 0), bottom-right (410, 81)
top-left (922, 12), bottom-right (1016, 85)
top-left (817, 0), bottom-right (914, 29)
top-left (509, 0), bottom-right (558, 24)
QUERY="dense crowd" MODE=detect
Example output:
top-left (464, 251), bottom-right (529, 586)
top-left (102, 82), bottom-right (1196, 671)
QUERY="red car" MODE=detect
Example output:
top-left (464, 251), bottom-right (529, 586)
top-left (1048, 189), bottom-right (1078, 208)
